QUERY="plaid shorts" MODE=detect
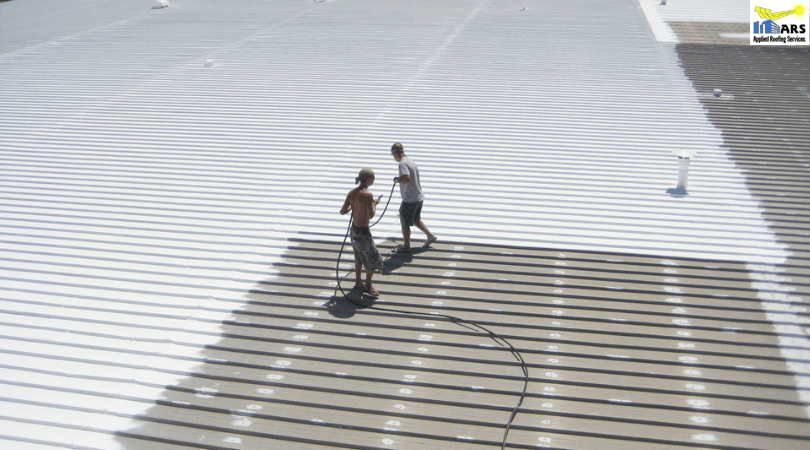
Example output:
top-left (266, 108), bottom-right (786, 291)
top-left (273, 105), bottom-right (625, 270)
top-left (351, 225), bottom-right (383, 271)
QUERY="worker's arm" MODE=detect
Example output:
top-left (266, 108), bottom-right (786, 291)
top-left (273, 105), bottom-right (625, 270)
top-left (340, 195), bottom-right (352, 215)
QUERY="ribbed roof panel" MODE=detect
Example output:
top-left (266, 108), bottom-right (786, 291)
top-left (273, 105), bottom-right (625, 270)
top-left (0, 1), bottom-right (807, 449)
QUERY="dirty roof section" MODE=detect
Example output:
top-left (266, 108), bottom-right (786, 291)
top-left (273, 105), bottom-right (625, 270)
top-left (1, 0), bottom-right (808, 449)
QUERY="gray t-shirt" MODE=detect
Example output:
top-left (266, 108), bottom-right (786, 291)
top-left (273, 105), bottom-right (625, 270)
top-left (398, 155), bottom-right (425, 203)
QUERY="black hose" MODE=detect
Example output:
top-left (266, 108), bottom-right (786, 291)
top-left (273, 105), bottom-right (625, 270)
top-left (369, 179), bottom-right (398, 228)
top-left (333, 181), bottom-right (529, 449)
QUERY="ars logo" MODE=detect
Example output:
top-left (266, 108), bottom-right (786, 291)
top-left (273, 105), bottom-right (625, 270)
top-left (751, 1), bottom-right (810, 45)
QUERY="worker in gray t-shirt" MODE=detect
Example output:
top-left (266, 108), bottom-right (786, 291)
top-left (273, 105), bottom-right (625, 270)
top-left (391, 142), bottom-right (437, 253)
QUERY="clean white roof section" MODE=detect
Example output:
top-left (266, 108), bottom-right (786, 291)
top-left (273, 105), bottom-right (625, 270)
top-left (638, 0), bottom-right (680, 42)
top-left (654, 0), bottom-right (751, 23)
top-left (1, 0), bottom-right (785, 262)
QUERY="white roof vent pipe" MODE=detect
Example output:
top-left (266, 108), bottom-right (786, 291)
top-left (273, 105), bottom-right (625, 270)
top-left (153, 1), bottom-right (169, 9)
top-left (668, 149), bottom-right (695, 195)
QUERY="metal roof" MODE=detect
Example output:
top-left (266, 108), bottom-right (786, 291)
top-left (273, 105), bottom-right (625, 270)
top-left (1, 0), bottom-right (808, 449)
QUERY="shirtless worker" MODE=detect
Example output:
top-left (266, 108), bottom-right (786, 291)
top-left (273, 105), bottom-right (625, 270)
top-left (391, 142), bottom-right (437, 253)
top-left (340, 168), bottom-right (384, 297)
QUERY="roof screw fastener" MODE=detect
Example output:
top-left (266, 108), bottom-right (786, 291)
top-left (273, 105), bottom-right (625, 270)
top-left (713, 89), bottom-right (722, 97)
top-left (660, 0), bottom-right (667, 5)
top-left (205, 59), bottom-right (214, 68)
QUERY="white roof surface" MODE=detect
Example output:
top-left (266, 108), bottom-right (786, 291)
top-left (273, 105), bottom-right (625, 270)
top-left (1, 0), bottom-right (807, 449)
top-left (644, 0), bottom-right (751, 25)
top-left (0, 0), bottom-right (787, 261)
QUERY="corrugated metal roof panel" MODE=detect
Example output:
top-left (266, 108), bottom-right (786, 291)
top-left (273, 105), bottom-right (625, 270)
top-left (1, 0), bottom-right (808, 449)
top-left (652, 0), bottom-right (750, 23)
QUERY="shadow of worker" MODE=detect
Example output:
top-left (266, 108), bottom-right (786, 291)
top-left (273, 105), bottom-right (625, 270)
top-left (325, 237), bottom-right (429, 318)
top-left (323, 290), bottom-right (377, 319)
top-left (381, 242), bottom-right (429, 274)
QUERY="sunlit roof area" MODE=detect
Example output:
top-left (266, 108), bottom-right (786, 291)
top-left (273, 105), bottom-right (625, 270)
top-left (1, 1), bottom-right (808, 449)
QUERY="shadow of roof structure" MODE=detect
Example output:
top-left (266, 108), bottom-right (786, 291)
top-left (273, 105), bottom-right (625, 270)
top-left (111, 235), bottom-right (809, 450)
